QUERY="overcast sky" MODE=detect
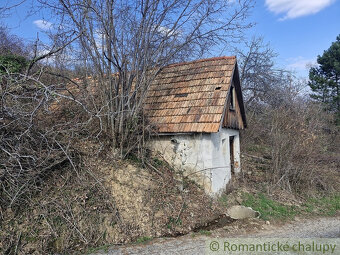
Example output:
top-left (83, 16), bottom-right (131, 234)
top-left (1, 0), bottom-right (339, 79)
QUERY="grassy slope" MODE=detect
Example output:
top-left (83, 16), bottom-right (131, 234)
top-left (219, 142), bottom-right (340, 222)
top-left (241, 192), bottom-right (340, 221)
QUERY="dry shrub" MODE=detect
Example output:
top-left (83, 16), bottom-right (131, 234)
top-left (0, 142), bottom-right (222, 254)
top-left (0, 71), bottom-right (98, 211)
top-left (1, 75), bottom-right (63, 209)
top-left (242, 98), bottom-right (339, 194)
top-left (0, 163), bottom-right (119, 254)
top-left (0, 70), bottom-right (156, 254)
top-left (268, 103), bottom-right (330, 192)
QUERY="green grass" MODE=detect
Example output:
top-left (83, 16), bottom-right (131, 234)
top-left (241, 193), bottom-right (298, 220)
top-left (126, 153), bottom-right (144, 167)
top-left (166, 216), bottom-right (182, 229)
top-left (191, 230), bottom-right (212, 237)
top-left (245, 144), bottom-right (268, 154)
top-left (86, 244), bottom-right (111, 254)
top-left (218, 194), bottom-right (228, 207)
top-left (239, 192), bottom-right (340, 221)
top-left (198, 230), bottom-right (212, 236)
top-left (302, 194), bottom-right (340, 216)
top-left (152, 157), bottom-right (166, 167)
top-left (136, 236), bottom-right (152, 244)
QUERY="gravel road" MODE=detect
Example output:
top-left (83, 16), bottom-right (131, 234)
top-left (92, 217), bottom-right (340, 255)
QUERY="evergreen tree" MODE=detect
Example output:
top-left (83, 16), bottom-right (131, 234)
top-left (0, 27), bottom-right (27, 74)
top-left (308, 35), bottom-right (340, 122)
top-left (0, 54), bottom-right (27, 74)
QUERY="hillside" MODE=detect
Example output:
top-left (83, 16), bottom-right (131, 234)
top-left (0, 142), bottom-right (225, 254)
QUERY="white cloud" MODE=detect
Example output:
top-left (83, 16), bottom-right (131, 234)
top-left (156, 25), bottom-right (180, 37)
top-left (33, 20), bottom-right (53, 30)
top-left (265, 0), bottom-right (335, 20)
top-left (286, 56), bottom-right (316, 71)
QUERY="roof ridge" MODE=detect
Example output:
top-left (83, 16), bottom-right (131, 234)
top-left (166, 56), bottom-right (236, 68)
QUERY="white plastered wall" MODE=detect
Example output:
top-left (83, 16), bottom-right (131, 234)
top-left (149, 128), bottom-right (241, 195)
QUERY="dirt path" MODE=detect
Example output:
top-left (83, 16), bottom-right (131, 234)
top-left (91, 216), bottom-right (340, 255)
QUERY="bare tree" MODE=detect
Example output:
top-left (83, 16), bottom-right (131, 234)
top-left (0, 1), bottom-right (27, 18)
top-left (234, 36), bottom-right (291, 107)
top-left (0, 26), bottom-right (27, 56)
top-left (1, 0), bottom-right (254, 208)
top-left (35, 0), bottom-right (253, 157)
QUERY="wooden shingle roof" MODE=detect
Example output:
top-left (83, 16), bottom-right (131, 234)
top-left (145, 56), bottom-right (238, 133)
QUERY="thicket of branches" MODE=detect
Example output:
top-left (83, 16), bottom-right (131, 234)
top-left (35, 0), bottom-right (253, 157)
top-left (1, 0), bottom-right (254, 210)
top-left (0, 65), bottom-right (83, 209)
top-left (238, 37), bottom-right (340, 193)
top-left (242, 88), bottom-right (339, 193)
top-left (1, 0), bottom-right (338, 212)
top-left (0, 26), bottom-right (93, 210)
